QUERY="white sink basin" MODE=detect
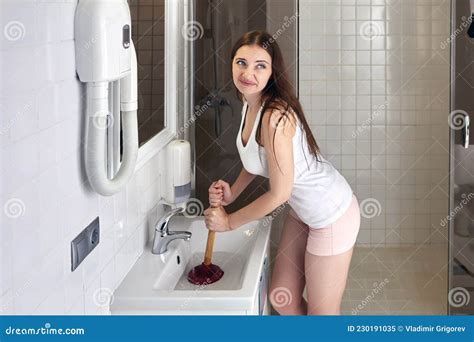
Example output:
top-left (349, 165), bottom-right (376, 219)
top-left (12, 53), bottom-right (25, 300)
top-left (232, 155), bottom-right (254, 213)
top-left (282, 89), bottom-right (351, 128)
top-left (111, 216), bottom-right (271, 315)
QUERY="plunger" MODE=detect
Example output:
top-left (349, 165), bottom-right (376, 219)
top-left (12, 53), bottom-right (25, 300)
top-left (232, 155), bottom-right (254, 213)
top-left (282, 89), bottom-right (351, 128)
top-left (187, 202), bottom-right (224, 285)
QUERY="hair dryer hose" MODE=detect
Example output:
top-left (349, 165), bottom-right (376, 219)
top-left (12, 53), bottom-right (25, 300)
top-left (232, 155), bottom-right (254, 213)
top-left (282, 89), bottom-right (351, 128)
top-left (85, 82), bottom-right (138, 196)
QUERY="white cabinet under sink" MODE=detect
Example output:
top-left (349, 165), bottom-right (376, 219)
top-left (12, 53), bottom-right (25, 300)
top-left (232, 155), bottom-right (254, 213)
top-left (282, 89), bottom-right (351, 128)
top-left (111, 216), bottom-right (272, 315)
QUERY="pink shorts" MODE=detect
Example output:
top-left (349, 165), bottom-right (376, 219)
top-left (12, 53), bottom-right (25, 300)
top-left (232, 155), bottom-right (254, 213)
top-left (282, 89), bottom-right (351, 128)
top-left (288, 193), bottom-right (361, 256)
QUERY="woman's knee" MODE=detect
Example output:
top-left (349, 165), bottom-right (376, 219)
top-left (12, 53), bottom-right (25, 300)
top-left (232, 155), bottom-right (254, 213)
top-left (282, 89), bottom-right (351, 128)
top-left (268, 285), bottom-right (305, 315)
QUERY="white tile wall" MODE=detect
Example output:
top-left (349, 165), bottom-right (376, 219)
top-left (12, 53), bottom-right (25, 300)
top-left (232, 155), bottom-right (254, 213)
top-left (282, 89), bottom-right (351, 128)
top-left (299, 0), bottom-right (450, 246)
top-left (0, 0), bottom-right (187, 314)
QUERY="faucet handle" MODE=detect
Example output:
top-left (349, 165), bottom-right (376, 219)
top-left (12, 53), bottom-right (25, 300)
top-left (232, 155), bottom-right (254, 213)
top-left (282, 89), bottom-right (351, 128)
top-left (155, 206), bottom-right (185, 234)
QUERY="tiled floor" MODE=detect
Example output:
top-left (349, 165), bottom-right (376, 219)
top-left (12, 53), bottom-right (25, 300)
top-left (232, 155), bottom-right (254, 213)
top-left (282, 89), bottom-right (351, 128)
top-left (269, 245), bottom-right (448, 315)
top-left (268, 210), bottom-right (449, 315)
top-left (340, 246), bottom-right (448, 315)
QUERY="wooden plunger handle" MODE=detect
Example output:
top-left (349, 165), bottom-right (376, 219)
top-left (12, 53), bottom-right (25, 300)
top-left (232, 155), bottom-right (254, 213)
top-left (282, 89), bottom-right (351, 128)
top-left (203, 230), bottom-right (216, 266)
top-left (204, 186), bottom-right (222, 266)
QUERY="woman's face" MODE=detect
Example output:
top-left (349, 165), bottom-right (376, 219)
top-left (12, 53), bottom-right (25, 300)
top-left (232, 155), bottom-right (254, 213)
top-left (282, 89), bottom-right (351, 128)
top-left (232, 44), bottom-right (272, 99)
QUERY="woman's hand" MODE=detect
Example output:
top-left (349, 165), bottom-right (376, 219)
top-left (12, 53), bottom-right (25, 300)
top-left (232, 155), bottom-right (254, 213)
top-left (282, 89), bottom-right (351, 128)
top-left (204, 206), bottom-right (232, 232)
top-left (208, 180), bottom-right (233, 207)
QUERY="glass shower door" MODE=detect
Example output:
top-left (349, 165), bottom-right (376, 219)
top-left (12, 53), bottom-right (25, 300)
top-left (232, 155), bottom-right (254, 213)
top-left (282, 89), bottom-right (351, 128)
top-left (449, 0), bottom-right (474, 315)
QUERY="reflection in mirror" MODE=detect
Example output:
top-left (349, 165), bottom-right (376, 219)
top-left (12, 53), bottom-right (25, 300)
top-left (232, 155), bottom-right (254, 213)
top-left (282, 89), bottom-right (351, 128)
top-left (129, 0), bottom-right (166, 147)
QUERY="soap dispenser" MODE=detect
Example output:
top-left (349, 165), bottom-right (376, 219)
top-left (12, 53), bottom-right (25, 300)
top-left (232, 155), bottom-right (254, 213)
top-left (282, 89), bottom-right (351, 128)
top-left (161, 140), bottom-right (192, 206)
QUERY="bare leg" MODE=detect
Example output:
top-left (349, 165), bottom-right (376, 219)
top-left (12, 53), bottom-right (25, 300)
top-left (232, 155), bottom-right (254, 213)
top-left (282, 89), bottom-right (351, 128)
top-left (305, 246), bottom-right (354, 315)
top-left (269, 211), bottom-right (309, 315)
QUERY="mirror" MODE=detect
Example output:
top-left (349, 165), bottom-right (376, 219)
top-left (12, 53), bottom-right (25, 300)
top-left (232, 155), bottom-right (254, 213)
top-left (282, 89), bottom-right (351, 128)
top-left (129, 0), bottom-right (166, 146)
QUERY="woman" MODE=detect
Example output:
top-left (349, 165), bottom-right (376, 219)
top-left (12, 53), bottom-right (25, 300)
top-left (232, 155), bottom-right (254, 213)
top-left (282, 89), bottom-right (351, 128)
top-left (203, 31), bottom-right (361, 315)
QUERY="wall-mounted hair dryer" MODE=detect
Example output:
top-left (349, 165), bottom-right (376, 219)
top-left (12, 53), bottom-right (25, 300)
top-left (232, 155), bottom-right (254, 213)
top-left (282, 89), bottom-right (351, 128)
top-left (74, 0), bottom-right (138, 196)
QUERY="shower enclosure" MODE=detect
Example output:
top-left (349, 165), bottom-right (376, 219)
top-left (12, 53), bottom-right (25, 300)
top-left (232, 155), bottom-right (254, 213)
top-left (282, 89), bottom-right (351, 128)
top-left (189, 0), bottom-right (474, 315)
top-left (449, 0), bottom-right (474, 315)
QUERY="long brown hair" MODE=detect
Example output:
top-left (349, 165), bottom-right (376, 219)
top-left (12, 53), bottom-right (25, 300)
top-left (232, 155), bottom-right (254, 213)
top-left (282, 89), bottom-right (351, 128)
top-left (231, 30), bottom-right (321, 169)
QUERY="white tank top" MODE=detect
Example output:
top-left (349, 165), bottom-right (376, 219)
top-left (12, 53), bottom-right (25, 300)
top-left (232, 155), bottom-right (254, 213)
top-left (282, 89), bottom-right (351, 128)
top-left (236, 101), bottom-right (354, 228)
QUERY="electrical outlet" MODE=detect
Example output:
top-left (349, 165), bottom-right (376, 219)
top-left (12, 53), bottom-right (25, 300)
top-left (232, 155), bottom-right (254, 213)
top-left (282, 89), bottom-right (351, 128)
top-left (71, 217), bottom-right (100, 272)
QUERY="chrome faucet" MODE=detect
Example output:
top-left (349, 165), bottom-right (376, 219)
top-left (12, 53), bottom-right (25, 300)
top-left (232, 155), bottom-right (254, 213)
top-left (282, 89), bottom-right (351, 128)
top-left (152, 207), bottom-right (192, 255)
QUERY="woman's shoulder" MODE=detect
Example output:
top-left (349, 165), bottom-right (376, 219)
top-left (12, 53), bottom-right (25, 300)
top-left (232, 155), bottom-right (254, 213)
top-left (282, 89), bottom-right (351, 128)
top-left (263, 98), bottom-right (297, 125)
top-left (261, 98), bottom-right (297, 139)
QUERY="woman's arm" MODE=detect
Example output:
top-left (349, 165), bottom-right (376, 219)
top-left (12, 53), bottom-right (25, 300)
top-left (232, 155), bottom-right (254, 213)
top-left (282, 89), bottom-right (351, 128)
top-left (228, 108), bottom-right (296, 230)
top-left (229, 167), bottom-right (257, 202)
